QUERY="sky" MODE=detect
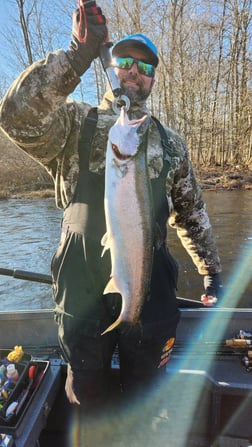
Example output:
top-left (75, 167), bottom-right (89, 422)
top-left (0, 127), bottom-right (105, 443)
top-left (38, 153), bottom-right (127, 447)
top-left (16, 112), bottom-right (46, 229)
top-left (0, 1), bottom-right (67, 79)
top-left (0, 2), bottom-right (13, 77)
top-left (0, 0), bottom-right (98, 103)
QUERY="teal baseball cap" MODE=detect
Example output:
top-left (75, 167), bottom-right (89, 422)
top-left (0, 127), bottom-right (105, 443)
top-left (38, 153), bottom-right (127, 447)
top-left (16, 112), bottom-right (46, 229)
top-left (112, 33), bottom-right (159, 67)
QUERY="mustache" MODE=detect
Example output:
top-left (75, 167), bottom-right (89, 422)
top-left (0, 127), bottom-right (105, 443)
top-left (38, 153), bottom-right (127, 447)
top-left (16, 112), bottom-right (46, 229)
top-left (121, 73), bottom-right (142, 86)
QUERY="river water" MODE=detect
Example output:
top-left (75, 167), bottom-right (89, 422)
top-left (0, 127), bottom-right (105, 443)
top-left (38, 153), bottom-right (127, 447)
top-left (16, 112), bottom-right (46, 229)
top-left (0, 191), bottom-right (251, 311)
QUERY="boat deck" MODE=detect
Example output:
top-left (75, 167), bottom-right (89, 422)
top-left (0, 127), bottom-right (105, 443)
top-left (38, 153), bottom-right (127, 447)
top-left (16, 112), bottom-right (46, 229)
top-left (1, 308), bottom-right (252, 446)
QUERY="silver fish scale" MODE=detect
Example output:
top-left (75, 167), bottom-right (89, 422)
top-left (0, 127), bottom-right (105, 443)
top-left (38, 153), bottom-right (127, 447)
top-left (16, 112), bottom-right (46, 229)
top-left (102, 111), bottom-right (154, 333)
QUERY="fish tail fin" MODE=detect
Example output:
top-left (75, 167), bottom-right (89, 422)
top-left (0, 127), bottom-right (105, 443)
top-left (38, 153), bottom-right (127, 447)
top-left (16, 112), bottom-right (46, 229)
top-left (101, 316), bottom-right (122, 335)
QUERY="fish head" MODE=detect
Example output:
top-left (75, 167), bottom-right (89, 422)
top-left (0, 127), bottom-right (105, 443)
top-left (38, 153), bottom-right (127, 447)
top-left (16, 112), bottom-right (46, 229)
top-left (108, 106), bottom-right (150, 160)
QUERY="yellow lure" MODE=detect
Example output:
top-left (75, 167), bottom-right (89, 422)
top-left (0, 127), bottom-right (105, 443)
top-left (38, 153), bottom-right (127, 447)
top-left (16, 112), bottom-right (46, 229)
top-left (7, 345), bottom-right (24, 363)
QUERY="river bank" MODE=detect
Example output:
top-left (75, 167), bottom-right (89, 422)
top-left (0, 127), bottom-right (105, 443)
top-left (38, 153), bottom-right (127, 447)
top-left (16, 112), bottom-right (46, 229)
top-left (1, 128), bottom-right (252, 199)
top-left (0, 165), bottom-right (252, 200)
top-left (196, 165), bottom-right (252, 191)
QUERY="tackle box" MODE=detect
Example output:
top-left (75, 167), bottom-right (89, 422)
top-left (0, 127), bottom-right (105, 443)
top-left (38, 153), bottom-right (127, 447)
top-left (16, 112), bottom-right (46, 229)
top-left (0, 350), bottom-right (62, 446)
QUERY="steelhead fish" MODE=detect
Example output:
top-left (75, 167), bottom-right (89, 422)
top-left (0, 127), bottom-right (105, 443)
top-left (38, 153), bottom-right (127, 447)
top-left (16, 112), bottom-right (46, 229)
top-left (101, 106), bottom-right (154, 334)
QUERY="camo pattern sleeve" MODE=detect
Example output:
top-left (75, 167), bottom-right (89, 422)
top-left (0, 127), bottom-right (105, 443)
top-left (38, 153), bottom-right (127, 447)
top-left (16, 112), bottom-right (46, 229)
top-left (165, 129), bottom-right (221, 275)
top-left (0, 50), bottom-right (91, 208)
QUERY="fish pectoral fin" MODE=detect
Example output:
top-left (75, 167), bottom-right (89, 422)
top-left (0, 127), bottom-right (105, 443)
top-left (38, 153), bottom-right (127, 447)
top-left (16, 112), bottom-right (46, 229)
top-left (101, 232), bottom-right (107, 247)
top-left (101, 233), bottom-right (110, 257)
top-left (103, 277), bottom-right (120, 295)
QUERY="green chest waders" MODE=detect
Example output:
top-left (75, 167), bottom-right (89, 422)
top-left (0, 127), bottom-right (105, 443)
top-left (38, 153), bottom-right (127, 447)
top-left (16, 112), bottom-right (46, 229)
top-left (51, 108), bottom-right (180, 394)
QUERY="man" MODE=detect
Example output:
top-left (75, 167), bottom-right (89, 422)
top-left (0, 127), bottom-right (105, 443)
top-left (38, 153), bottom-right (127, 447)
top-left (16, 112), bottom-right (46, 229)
top-left (0, 1), bottom-right (222, 439)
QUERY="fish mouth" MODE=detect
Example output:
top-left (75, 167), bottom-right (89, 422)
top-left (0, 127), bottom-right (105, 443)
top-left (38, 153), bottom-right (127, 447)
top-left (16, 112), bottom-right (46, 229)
top-left (112, 143), bottom-right (131, 160)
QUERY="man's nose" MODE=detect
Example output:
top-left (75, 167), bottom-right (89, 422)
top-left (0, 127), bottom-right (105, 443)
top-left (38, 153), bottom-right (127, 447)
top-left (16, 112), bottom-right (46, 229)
top-left (128, 62), bottom-right (138, 75)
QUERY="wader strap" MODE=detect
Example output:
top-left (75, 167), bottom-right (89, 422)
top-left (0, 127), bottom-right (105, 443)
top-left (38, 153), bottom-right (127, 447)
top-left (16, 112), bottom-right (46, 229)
top-left (151, 116), bottom-right (172, 178)
top-left (78, 107), bottom-right (98, 169)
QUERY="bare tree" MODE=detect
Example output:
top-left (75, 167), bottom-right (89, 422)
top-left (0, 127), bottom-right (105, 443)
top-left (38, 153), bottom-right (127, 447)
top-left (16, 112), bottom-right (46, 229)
top-left (16, 0), bottom-right (34, 64)
top-left (0, 0), bottom-right (251, 168)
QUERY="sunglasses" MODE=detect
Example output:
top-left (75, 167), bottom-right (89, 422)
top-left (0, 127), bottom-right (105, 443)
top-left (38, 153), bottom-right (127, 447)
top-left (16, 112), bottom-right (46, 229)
top-left (112, 56), bottom-right (155, 78)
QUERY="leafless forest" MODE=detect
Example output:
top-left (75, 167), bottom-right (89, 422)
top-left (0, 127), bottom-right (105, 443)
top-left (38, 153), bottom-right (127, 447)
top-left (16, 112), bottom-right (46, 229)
top-left (0, 0), bottom-right (251, 169)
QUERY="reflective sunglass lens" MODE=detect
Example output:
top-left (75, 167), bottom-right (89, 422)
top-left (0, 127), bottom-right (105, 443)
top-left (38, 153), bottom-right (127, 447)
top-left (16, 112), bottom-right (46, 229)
top-left (113, 57), bottom-right (155, 77)
top-left (138, 61), bottom-right (154, 77)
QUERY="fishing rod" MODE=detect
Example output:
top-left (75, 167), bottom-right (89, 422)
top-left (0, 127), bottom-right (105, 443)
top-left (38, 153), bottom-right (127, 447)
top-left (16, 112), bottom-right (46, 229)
top-left (0, 268), bottom-right (52, 285)
top-left (0, 267), bottom-right (205, 306)
top-left (78, 0), bottom-right (130, 113)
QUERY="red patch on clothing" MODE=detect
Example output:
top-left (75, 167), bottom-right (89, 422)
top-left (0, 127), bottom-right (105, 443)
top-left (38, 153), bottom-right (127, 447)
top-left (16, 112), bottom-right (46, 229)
top-left (158, 337), bottom-right (175, 368)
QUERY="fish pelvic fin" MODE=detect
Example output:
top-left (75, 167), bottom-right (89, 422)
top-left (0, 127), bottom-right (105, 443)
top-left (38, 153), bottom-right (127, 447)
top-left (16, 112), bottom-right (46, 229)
top-left (103, 277), bottom-right (120, 295)
top-left (101, 315), bottom-right (122, 335)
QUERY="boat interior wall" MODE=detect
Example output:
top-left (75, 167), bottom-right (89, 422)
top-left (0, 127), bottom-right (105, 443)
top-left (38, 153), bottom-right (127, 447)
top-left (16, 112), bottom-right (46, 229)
top-left (0, 308), bottom-right (251, 446)
top-left (0, 310), bottom-right (58, 350)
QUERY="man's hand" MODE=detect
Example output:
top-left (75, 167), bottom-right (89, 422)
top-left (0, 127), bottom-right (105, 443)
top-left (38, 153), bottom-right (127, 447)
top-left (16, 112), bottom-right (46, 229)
top-left (201, 294), bottom-right (218, 306)
top-left (201, 273), bottom-right (223, 307)
top-left (66, 2), bottom-right (108, 76)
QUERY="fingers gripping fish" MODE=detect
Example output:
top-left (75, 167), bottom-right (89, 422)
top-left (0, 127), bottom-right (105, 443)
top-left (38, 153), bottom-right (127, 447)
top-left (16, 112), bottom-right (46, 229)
top-left (101, 106), bottom-right (154, 335)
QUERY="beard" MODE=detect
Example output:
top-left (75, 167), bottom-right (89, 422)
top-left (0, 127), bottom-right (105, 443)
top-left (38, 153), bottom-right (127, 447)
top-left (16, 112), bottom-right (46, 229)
top-left (120, 74), bottom-right (152, 104)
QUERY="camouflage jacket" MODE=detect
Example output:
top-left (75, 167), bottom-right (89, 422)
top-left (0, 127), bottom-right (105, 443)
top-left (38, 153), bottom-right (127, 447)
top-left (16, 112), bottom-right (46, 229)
top-left (0, 49), bottom-right (221, 275)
